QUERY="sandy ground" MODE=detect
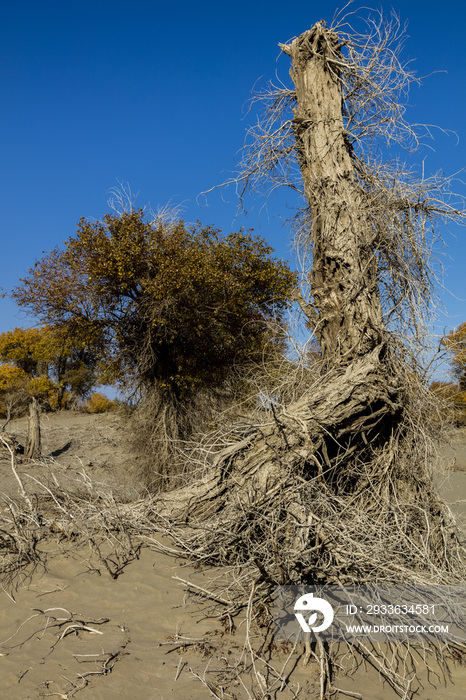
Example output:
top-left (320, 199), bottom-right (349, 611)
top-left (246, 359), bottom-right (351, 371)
top-left (434, 432), bottom-right (466, 535)
top-left (1, 411), bottom-right (466, 699)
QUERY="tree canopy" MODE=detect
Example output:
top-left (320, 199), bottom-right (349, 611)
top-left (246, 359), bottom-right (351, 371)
top-left (0, 325), bottom-right (101, 409)
top-left (12, 210), bottom-right (297, 400)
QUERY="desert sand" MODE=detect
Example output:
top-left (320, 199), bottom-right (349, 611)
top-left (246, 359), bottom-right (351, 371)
top-left (1, 411), bottom-right (465, 699)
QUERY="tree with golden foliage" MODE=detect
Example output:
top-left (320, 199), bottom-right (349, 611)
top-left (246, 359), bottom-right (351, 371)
top-left (12, 210), bottom-right (296, 482)
top-left (443, 322), bottom-right (466, 390)
top-left (13, 211), bottom-right (296, 401)
top-left (0, 363), bottom-right (29, 425)
top-left (0, 325), bottom-right (101, 410)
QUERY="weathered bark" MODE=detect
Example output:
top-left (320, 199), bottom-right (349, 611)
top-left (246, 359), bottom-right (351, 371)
top-left (164, 23), bottom-right (401, 520)
top-left (156, 24), bottom-right (464, 697)
top-left (25, 397), bottom-right (41, 460)
top-left (282, 23), bottom-right (384, 364)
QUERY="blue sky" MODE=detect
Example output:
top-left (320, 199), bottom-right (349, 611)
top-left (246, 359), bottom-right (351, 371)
top-left (1, 0), bottom-right (465, 376)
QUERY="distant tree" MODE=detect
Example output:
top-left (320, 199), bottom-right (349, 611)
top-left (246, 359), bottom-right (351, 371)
top-left (38, 325), bottom-right (102, 408)
top-left (0, 325), bottom-right (101, 409)
top-left (85, 392), bottom-right (117, 414)
top-left (0, 327), bottom-right (44, 376)
top-left (0, 363), bottom-right (28, 391)
top-left (443, 322), bottom-right (466, 390)
top-left (0, 363), bottom-right (29, 426)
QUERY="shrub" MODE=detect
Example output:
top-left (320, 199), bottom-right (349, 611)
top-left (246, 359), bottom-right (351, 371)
top-left (85, 392), bottom-right (116, 414)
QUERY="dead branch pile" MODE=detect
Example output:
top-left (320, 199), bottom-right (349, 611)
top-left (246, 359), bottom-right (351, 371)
top-left (147, 356), bottom-right (466, 699)
top-left (0, 455), bottom-right (146, 584)
top-left (0, 396), bottom-right (464, 698)
top-left (157, 354), bottom-right (464, 585)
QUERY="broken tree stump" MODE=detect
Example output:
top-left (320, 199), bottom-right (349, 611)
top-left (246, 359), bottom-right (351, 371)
top-left (25, 397), bottom-right (41, 460)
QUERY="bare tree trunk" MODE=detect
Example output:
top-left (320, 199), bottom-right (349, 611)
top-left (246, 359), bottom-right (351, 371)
top-left (165, 24), bottom-right (401, 520)
top-left (157, 19), bottom-right (464, 696)
top-left (164, 345), bottom-right (400, 520)
top-left (283, 24), bottom-right (385, 364)
top-left (26, 397), bottom-right (41, 460)
top-left (157, 22), bottom-right (463, 605)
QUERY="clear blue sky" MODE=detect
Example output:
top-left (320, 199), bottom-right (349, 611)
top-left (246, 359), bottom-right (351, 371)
top-left (1, 0), bottom-right (464, 367)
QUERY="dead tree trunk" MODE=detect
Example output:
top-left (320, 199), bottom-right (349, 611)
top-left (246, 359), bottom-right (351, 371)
top-left (282, 24), bottom-right (385, 365)
top-left (157, 20), bottom-right (465, 594)
top-left (26, 397), bottom-right (41, 460)
top-left (164, 24), bottom-right (402, 517)
top-left (157, 21), bottom-right (464, 697)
